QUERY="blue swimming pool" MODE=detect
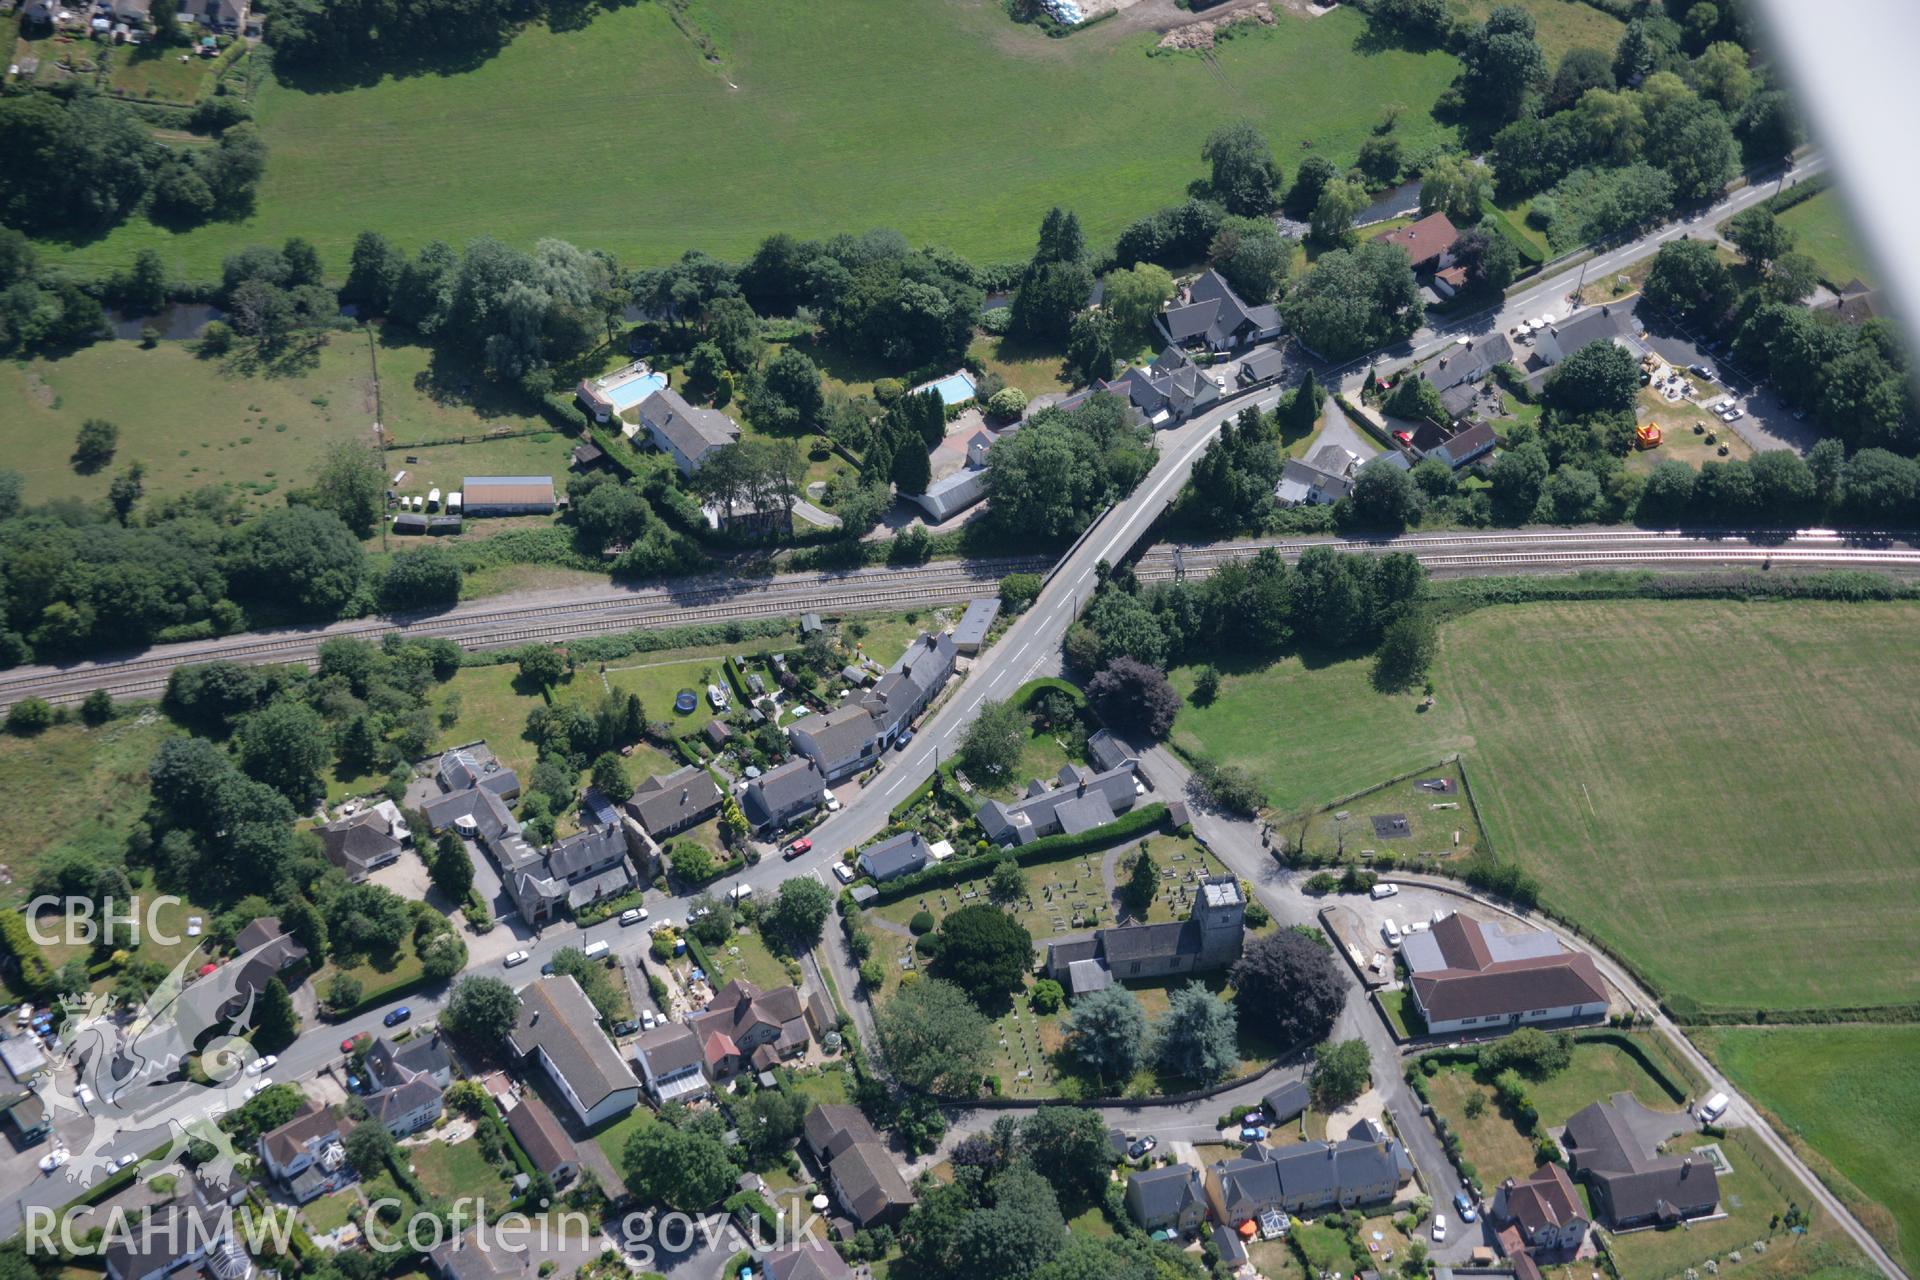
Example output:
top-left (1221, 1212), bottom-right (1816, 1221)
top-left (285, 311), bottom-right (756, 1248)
top-left (928, 370), bottom-right (977, 405)
top-left (605, 371), bottom-right (668, 412)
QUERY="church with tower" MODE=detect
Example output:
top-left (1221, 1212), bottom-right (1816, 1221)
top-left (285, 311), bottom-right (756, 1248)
top-left (1043, 874), bottom-right (1247, 996)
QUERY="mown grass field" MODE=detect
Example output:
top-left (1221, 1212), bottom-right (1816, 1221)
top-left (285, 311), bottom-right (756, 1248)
top-left (1697, 1025), bottom-right (1920, 1272)
top-left (1450, 0), bottom-right (1626, 66)
top-left (1172, 599), bottom-right (1920, 1013)
top-left (42, 0), bottom-right (1460, 278)
top-left (1775, 188), bottom-right (1880, 289)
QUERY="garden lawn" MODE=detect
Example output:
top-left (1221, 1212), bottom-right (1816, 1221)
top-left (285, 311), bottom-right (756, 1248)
top-left (702, 926), bottom-right (795, 993)
top-left (0, 717), bottom-right (174, 910)
top-left (1696, 1025), bottom-right (1920, 1271)
top-left (1774, 188), bottom-right (1880, 289)
top-left (436, 665), bottom-right (545, 780)
top-left (411, 1137), bottom-right (515, 1207)
top-left (1175, 599), bottom-right (1920, 1013)
top-left (968, 336), bottom-right (1073, 401)
top-left (301, 1187), bottom-right (362, 1236)
top-left (785, 1065), bottom-right (854, 1109)
top-left (1425, 1064), bottom-right (1543, 1188)
top-left (373, 335), bottom-right (548, 446)
top-left (44, 1), bottom-right (1461, 278)
top-left (0, 336), bottom-right (375, 510)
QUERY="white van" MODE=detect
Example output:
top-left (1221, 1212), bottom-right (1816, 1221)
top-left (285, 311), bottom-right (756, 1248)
top-left (1370, 883), bottom-right (1399, 900)
top-left (727, 883), bottom-right (755, 904)
top-left (1383, 920), bottom-right (1403, 947)
top-left (1699, 1092), bottom-right (1731, 1123)
top-left (581, 940), bottom-right (611, 961)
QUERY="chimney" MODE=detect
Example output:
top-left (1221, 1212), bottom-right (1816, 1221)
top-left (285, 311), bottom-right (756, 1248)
top-left (1682, 1157), bottom-right (1693, 1175)
top-left (1504, 1178), bottom-right (1516, 1191)
top-left (529, 1011), bottom-right (540, 1026)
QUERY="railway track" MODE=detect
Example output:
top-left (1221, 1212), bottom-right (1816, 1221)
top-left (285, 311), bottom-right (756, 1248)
top-left (1134, 528), bottom-right (1920, 580)
top-left (0, 558), bottom-right (1045, 710)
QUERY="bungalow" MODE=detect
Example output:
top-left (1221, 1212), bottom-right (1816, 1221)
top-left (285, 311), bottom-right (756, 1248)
top-left (461, 476), bottom-right (555, 517)
top-left (1373, 212), bottom-right (1460, 274)
top-left (1534, 306), bottom-right (1630, 366)
top-left (634, 387), bottom-right (741, 475)
top-left (857, 831), bottom-right (933, 883)
top-left (504, 1093), bottom-right (579, 1185)
top-left (1401, 913), bottom-right (1608, 1035)
top-left (632, 1022), bottom-right (711, 1106)
top-left (1562, 1100), bottom-right (1719, 1230)
top-left (1126, 1163), bottom-right (1209, 1235)
top-left (318, 802), bottom-right (409, 882)
top-left (803, 1105), bottom-right (916, 1228)
top-left (1158, 269), bottom-right (1284, 352)
top-left (1430, 334), bottom-right (1515, 390)
top-left (626, 765), bottom-right (724, 840)
top-left (258, 1100), bottom-right (352, 1204)
top-left (977, 761), bottom-right (1139, 847)
top-left (1427, 421), bottom-right (1497, 471)
top-left (506, 976), bottom-right (642, 1128)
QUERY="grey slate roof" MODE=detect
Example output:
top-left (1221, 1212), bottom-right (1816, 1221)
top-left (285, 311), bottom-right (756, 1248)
top-left (633, 1022), bottom-right (705, 1078)
top-left (952, 598), bottom-right (1001, 651)
top-left (637, 387), bottom-right (740, 465)
top-left (625, 765), bottom-right (723, 836)
top-left (797, 704), bottom-right (882, 762)
top-left (858, 832), bottom-right (930, 882)
top-left (976, 761), bottom-right (1137, 845)
top-left (1127, 1163), bottom-right (1207, 1225)
top-left (1160, 269), bottom-right (1283, 350)
top-left (508, 976), bottom-right (639, 1113)
top-left (762, 1245), bottom-right (853, 1280)
top-left (804, 1104), bottom-right (880, 1164)
top-left (1239, 347), bottom-right (1289, 384)
top-left (1564, 1101), bottom-right (1720, 1225)
top-left (741, 758), bottom-right (826, 829)
top-left (1086, 728), bottom-right (1139, 773)
top-left (1263, 1079), bottom-right (1310, 1124)
top-left (1546, 306), bottom-right (1629, 358)
top-left (319, 812), bottom-right (402, 878)
top-left (504, 1093), bottom-right (578, 1175)
top-left (830, 1141), bottom-right (916, 1224)
top-left (1214, 1133), bottom-right (1405, 1218)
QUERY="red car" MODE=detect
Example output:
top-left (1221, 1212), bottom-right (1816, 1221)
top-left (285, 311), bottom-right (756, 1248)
top-left (340, 1037), bottom-right (358, 1054)
top-left (1393, 430), bottom-right (1413, 445)
top-left (782, 838), bottom-right (813, 860)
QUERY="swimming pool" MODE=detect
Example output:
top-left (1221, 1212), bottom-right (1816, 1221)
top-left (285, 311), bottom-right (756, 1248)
top-left (605, 371), bottom-right (668, 412)
top-left (927, 370), bottom-right (977, 406)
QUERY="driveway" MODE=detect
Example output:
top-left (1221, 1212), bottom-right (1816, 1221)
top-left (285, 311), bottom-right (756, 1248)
top-left (1316, 396), bottom-right (1383, 461)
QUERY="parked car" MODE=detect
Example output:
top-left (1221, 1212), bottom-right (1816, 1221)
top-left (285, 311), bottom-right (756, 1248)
top-left (1454, 1192), bottom-right (1478, 1223)
top-left (640, 1010), bottom-right (659, 1031)
top-left (340, 1037), bottom-right (361, 1054)
top-left (1370, 883), bottom-right (1399, 900)
top-left (504, 950), bottom-right (531, 968)
top-left (38, 1149), bottom-right (70, 1174)
top-left (248, 1078), bottom-right (274, 1097)
top-left (783, 838), bottom-right (813, 860)
top-left (245, 1054), bottom-right (278, 1076)
top-left (620, 908), bottom-right (648, 926)
top-left (1239, 1125), bottom-right (1269, 1142)
top-left (1432, 1214), bottom-right (1447, 1243)
top-left (832, 862), bottom-right (855, 883)
top-left (823, 788), bottom-right (841, 812)
top-left (1383, 920), bottom-right (1403, 947)
top-left (895, 728), bottom-right (914, 751)
top-left (727, 883), bottom-right (755, 904)
top-left (383, 1007), bottom-right (411, 1028)
top-left (1393, 430), bottom-right (1414, 445)
top-left (1127, 1135), bottom-right (1158, 1160)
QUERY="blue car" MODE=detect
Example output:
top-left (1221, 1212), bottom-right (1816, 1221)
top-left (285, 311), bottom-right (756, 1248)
top-left (1239, 1125), bottom-right (1268, 1142)
top-left (1454, 1191), bottom-right (1478, 1223)
top-left (674, 689), bottom-right (698, 714)
top-left (383, 1006), bottom-right (411, 1028)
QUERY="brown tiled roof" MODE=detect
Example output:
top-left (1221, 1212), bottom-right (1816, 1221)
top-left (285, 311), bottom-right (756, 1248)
top-left (1373, 211), bottom-right (1459, 267)
top-left (505, 1094), bottom-right (578, 1175)
top-left (260, 1099), bottom-right (336, 1167)
top-left (1507, 1163), bottom-right (1583, 1234)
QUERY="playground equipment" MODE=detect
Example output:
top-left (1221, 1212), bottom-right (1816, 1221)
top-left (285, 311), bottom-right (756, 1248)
top-left (1635, 421), bottom-right (1664, 450)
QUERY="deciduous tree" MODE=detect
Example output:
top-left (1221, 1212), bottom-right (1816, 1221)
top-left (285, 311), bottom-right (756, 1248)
top-left (1231, 929), bottom-right (1347, 1045)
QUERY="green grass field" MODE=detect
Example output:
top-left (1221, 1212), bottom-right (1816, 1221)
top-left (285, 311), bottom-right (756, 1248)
top-left (1697, 1026), bottom-right (1920, 1271)
top-left (1450, 0), bottom-right (1625, 66)
top-left (0, 337), bottom-right (375, 511)
top-left (410, 1136), bottom-right (516, 1209)
top-left (42, 0), bottom-right (1460, 278)
top-left (0, 717), bottom-right (176, 910)
top-left (1775, 188), bottom-right (1881, 289)
top-left (1173, 599), bottom-right (1920, 1013)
